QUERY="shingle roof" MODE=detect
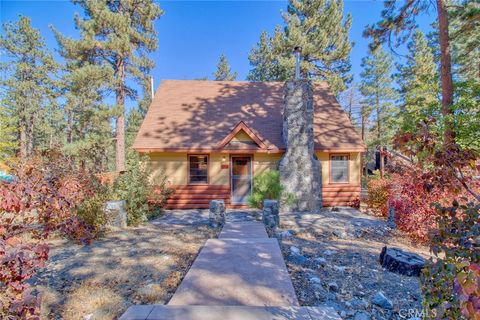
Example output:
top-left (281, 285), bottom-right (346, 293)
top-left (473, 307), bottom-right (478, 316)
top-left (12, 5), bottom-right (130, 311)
top-left (133, 80), bottom-right (366, 152)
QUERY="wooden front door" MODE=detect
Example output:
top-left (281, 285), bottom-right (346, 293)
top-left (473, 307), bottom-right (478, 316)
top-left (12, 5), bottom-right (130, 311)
top-left (231, 156), bottom-right (252, 205)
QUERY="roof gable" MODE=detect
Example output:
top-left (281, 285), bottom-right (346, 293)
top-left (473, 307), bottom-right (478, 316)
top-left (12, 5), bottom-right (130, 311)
top-left (216, 121), bottom-right (268, 150)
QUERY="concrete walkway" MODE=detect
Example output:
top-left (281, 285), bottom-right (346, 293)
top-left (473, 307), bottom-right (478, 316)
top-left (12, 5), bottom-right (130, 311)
top-left (169, 221), bottom-right (297, 306)
top-left (120, 219), bottom-right (340, 320)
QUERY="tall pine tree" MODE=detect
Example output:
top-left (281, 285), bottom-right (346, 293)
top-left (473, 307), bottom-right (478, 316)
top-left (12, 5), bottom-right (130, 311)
top-left (56, 0), bottom-right (163, 172)
top-left (360, 45), bottom-right (397, 178)
top-left (214, 54), bottom-right (237, 81)
top-left (450, 0), bottom-right (480, 82)
top-left (247, 28), bottom-right (286, 81)
top-left (0, 16), bottom-right (58, 161)
top-left (281, 0), bottom-right (352, 93)
top-left (396, 30), bottom-right (440, 135)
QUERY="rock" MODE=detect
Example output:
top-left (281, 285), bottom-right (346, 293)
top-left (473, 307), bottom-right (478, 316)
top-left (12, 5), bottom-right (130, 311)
top-left (290, 254), bottom-right (307, 265)
top-left (340, 311), bottom-right (347, 318)
top-left (332, 230), bottom-right (348, 239)
top-left (278, 230), bottom-right (293, 239)
top-left (315, 257), bottom-right (327, 267)
top-left (379, 246), bottom-right (425, 277)
top-left (334, 265), bottom-right (346, 274)
top-left (324, 249), bottom-right (336, 256)
top-left (353, 311), bottom-right (371, 320)
top-left (328, 282), bottom-right (339, 292)
top-left (309, 276), bottom-right (321, 285)
top-left (137, 283), bottom-right (161, 299)
top-left (262, 200), bottom-right (279, 229)
top-left (290, 246), bottom-right (300, 255)
top-left (278, 80), bottom-right (322, 212)
top-left (349, 297), bottom-right (368, 309)
top-left (209, 200), bottom-right (225, 228)
top-left (83, 314), bottom-right (94, 320)
top-left (104, 200), bottom-right (127, 228)
top-left (371, 291), bottom-right (393, 310)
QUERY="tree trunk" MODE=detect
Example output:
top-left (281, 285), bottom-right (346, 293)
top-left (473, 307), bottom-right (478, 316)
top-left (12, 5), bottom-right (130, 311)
top-left (361, 105), bottom-right (366, 141)
top-left (115, 57), bottom-right (126, 172)
top-left (19, 118), bottom-right (27, 161)
top-left (67, 108), bottom-right (73, 144)
top-left (375, 97), bottom-right (384, 179)
top-left (26, 120), bottom-right (34, 157)
top-left (436, 0), bottom-right (455, 147)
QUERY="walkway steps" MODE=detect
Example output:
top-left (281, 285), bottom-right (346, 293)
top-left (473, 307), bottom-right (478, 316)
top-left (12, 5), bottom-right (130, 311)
top-left (120, 305), bottom-right (341, 320)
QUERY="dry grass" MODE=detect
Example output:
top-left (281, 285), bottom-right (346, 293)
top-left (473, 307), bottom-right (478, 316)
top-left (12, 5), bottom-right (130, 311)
top-left (33, 210), bottom-right (218, 320)
top-left (62, 284), bottom-right (126, 320)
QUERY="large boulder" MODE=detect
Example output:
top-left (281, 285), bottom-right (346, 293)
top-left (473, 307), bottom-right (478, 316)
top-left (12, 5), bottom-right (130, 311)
top-left (379, 246), bottom-right (425, 277)
top-left (104, 200), bottom-right (127, 228)
top-left (209, 200), bottom-right (225, 228)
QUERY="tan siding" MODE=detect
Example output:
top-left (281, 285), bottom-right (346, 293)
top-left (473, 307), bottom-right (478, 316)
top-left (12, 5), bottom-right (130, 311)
top-left (315, 151), bottom-right (361, 185)
top-left (253, 153), bottom-right (282, 175)
top-left (148, 152), bottom-right (188, 185)
top-left (231, 130), bottom-right (254, 142)
top-left (210, 153), bottom-right (229, 185)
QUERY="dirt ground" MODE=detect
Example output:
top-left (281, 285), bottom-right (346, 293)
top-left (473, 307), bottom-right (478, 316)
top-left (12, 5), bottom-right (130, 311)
top-left (276, 207), bottom-right (430, 320)
top-left (32, 210), bottom-right (219, 320)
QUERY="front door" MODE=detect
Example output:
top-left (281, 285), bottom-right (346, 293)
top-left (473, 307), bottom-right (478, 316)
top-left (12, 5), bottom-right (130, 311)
top-left (231, 156), bottom-right (252, 205)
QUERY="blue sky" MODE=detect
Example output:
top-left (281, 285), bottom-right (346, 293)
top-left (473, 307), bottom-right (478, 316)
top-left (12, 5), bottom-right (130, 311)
top-left (1, 0), bottom-right (437, 111)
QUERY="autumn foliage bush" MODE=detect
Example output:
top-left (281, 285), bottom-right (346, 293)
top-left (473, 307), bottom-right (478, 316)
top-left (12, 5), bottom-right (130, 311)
top-left (0, 154), bottom-right (102, 318)
top-left (366, 175), bottom-right (391, 217)
top-left (421, 202), bottom-right (480, 319)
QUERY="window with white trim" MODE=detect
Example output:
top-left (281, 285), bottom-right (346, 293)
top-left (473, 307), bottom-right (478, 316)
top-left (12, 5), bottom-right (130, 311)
top-left (330, 155), bottom-right (349, 183)
top-left (188, 155), bottom-right (208, 184)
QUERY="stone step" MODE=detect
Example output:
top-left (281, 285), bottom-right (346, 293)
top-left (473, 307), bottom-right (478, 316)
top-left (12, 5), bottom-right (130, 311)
top-left (119, 305), bottom-right (341, 320)
top-left (219, 221), bottom-right (268, 239)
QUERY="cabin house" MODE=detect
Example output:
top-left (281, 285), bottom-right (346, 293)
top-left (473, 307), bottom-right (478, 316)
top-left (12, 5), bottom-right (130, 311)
top-left (133, 80), bottom-right (366, 209)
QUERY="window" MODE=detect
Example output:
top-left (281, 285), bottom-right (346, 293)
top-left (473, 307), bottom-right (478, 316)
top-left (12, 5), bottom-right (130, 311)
top-left (330, 155), bottom-right (349, 183)
top-left (189, 155), bottom-right (208, 184)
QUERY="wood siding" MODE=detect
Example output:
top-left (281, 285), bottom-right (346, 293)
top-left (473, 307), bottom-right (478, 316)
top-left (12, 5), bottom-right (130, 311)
top-left (146, 151), bottom-right (362, 209)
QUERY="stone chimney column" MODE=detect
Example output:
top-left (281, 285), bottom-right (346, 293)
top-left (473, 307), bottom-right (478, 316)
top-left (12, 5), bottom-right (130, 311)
top-left (278, 80), bottom-right (322, 212)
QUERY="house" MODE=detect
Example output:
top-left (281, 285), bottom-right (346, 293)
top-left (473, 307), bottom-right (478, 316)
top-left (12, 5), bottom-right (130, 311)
top-left (133, 80), bottom-right (366, 209)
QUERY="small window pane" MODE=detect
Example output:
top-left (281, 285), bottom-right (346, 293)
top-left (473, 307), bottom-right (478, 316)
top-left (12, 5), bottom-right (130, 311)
top-left (331, 155), bottom-right (348, 183)
top-left (189, 155), bottom-right (208, 184)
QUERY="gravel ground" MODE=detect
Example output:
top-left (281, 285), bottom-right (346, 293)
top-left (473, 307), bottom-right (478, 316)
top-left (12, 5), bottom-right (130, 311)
top-left (275, 207), bottom-right (430, 320)
top-left (32, 210), bottom-right (220, 320)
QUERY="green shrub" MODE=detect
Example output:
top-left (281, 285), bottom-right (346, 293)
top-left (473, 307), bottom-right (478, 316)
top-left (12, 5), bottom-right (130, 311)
top-left (421, 201), bottom-right (480, 319)
top-left (111, 158), bottom-right (173, 226)
top-left (77, 193), bottom-right (107, 235)
top-left (247, 170), bottom-right (294, 209)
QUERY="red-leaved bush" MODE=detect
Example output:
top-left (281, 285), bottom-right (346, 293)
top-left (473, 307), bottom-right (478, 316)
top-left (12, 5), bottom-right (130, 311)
top-left (0, 154), bottom-right (100, 318)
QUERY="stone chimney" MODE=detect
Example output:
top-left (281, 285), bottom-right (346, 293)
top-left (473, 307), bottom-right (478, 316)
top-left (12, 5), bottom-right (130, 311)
top-left (278, 80), bottom-right (322, 212)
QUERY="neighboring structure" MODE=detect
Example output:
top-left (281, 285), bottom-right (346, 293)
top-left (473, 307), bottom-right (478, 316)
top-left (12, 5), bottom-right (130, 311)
top-left (133, 80), bottom-right (366, 209)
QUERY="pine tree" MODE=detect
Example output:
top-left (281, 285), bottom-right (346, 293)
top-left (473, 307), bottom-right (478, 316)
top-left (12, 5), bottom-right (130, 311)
top-left (364, 0), bottom-right (455, 147)
top-left (54, 52), bottom-right (114, 171)
top-left (280, 0), bottom-right (352, 93)
top-left (450, 0), bottom-right (480, 82)
top-left (360, 46), bottom-right (397, 178)
top-left (56, 0), bottom-right (163, 172)
top-left (396, 30), bottom-right (440, 135)
top-left (214, 54), bottom-right (237, 81)
top-left (126, 77), bottom-right (152, 165)
top-left (0, 102), bottom-right (17, 162)
top-left (247, 29), bottom-right (286, 81)
top-left (0, 16), bottom-right (58, 161)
